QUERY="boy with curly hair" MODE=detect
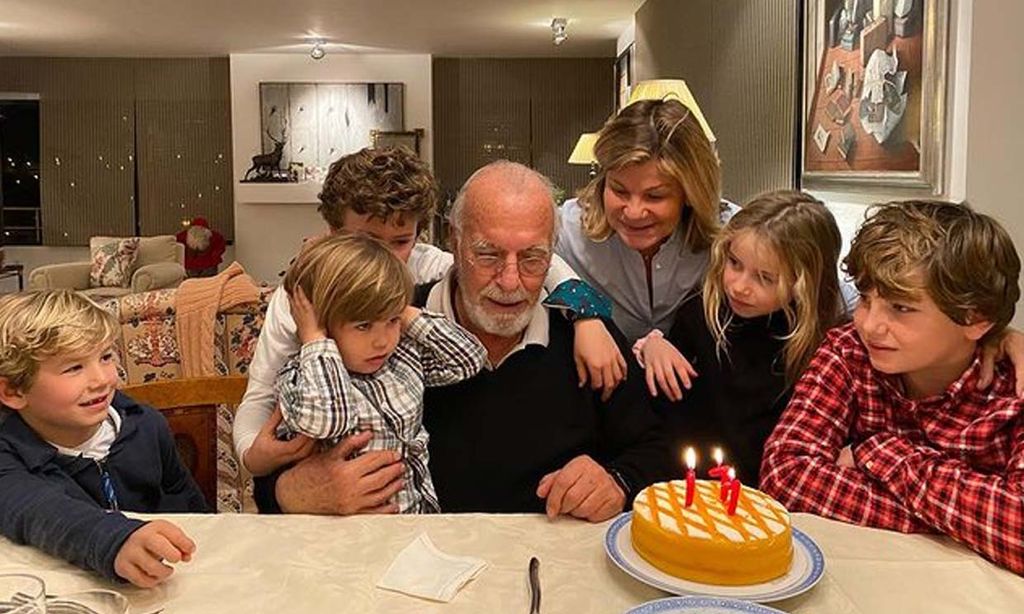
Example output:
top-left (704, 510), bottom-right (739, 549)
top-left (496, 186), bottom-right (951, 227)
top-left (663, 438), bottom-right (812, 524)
top-left (761, 200), bottom-right (1024, 574)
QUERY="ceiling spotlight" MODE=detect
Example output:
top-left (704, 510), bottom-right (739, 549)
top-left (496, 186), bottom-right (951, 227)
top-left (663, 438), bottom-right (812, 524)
top-left (551, 18), bottom-right (568, 46)
top-left (310, 39), bottom-right (326, 60)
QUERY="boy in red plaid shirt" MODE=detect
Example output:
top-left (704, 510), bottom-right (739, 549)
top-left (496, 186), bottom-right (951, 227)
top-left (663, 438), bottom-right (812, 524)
top-left (761, 200), bottom-right (1024, 575)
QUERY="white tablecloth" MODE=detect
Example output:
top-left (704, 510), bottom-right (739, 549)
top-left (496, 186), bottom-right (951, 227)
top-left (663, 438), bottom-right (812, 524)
top-left (1, 512), bottom-right (1021, 613)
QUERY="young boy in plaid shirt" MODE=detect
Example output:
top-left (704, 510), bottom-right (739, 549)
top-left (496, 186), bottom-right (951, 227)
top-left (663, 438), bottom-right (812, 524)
top-left (761, 200), bottom-right (1024, 575)
top-left (274, 232), bottom-right (486, 514)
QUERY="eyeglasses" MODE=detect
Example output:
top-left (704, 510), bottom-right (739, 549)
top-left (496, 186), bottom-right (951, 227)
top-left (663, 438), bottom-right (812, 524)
top-left (466, 250), bottom-right (551, 278)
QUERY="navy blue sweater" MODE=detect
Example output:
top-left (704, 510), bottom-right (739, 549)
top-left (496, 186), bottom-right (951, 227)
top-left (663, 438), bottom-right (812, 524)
top-left (0, 391), bottom-right (209, 581)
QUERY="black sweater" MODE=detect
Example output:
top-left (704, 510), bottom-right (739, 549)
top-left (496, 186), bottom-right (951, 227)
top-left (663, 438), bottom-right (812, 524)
top-left (654, 295), bottom-right (791, 486)
top-left (423, 309), bottom-right (675, 513)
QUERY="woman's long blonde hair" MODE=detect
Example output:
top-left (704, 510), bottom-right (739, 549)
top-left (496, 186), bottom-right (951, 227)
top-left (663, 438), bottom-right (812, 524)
top-left (704, 190), bottom-right (845, 384)
top-left (578, 99), bottom-right (722, 252)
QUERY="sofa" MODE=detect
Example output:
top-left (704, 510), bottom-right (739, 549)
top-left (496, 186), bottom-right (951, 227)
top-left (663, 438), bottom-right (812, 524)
top-left (29, 235), bottom-right (187, 299)
top-left (97, 284), bottom-right (275, 512)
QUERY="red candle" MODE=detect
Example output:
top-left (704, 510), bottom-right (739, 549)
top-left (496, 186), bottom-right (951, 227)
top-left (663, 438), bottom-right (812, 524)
top-left (726, 473), bottom-right (742, 516)
top-left (708, 447), bottom-right (726, 478)
top-left (720, 466), bottom-right (733, 502)
top-left (684, 447), bottom-right (697, 507)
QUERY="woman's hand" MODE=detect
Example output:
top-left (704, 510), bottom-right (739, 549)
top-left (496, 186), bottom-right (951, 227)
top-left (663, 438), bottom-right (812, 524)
top-left (573, 319), bottom-right (627, 401)
top-left (289, 286), bottom-right (328, 345)
top-left (640, 335), bottom-right (697, 402)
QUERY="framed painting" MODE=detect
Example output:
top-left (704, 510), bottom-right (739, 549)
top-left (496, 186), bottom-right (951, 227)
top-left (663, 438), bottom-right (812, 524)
top-left (371, 128), bottom-right (424, 156)
top-left (801, 0), bottom-right (948, 194)
top-left (259, 82), bottom-right (404, 170)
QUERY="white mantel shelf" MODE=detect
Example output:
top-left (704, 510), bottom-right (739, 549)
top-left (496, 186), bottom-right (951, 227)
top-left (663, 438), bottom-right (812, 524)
top-left (235, 181), bottom-right (320, 204)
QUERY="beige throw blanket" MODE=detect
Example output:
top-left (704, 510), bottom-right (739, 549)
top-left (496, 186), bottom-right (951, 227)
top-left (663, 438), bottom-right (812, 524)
top-left (175, 262), bottom-right (260, 377)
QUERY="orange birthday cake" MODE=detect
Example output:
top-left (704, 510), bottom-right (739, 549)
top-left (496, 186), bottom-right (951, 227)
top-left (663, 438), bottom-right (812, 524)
top-left (630, 479), bottom-right (793, 585)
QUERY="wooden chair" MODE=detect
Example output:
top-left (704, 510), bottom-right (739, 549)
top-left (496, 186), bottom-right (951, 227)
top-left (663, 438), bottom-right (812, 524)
top-left (121, 375), bottom-right (248, 509)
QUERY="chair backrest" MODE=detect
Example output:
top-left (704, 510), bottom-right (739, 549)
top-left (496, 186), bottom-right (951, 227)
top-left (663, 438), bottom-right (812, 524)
top-left (120, 375), bottom-right (247, 509)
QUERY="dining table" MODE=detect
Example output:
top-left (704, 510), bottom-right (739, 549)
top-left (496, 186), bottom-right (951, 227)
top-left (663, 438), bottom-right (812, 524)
top-left (1, 511), bottom-right (1021, 613)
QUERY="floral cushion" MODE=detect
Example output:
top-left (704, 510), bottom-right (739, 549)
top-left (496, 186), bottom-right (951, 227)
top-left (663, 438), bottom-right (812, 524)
top-left (89, 238), bottom-right (141, 288)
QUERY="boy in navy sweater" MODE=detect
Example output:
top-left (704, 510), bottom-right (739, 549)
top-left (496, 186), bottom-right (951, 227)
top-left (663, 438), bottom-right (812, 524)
top-left (0, 290), bottom-right (208, 588)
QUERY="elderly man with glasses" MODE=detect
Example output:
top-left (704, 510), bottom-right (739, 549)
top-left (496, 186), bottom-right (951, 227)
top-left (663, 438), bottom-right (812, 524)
top-left (415, 161), bottom-right (673, 521)
top-left (256, 161), bottom-right (672, 522)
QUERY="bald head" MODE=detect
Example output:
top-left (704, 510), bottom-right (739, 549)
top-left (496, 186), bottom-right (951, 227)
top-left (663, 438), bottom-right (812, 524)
top-left (449, 161), bottom-right (557, 246)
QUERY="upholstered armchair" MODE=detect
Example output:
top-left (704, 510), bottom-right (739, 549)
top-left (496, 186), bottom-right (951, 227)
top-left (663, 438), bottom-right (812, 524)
top-left (29, 235), bottom-right (186, 298)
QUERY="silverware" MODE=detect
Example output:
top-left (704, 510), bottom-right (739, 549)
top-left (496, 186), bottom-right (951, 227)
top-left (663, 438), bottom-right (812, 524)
top-left (528, 556), bottom-right (541, 614)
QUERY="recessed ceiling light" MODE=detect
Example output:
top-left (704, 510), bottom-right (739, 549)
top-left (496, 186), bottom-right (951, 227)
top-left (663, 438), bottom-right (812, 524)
top-left (551, 18), bottom-right (568, 46)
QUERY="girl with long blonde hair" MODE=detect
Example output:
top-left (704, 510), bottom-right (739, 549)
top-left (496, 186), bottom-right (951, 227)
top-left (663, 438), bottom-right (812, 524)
top-left (635, 190), bottom-right (846, 483)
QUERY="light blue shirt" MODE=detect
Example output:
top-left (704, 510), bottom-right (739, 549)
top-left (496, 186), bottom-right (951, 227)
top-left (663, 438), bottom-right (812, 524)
top-left (555, 198), bottom-right (738, 343)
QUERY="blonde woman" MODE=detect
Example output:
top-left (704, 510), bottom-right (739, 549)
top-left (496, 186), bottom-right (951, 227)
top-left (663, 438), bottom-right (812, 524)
top-left (635, 190), bottom-right (846, 483)
top-left (556, 98), bottom-right (735, 352)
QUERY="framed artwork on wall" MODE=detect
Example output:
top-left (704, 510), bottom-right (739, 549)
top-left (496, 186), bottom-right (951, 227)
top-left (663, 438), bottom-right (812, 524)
top-left (371, 128), bottom-right (424, 156)
top-left (615, 44), bottom-right (634, 112)
top-left (259, 82), bottom-right (404, 171)
top-left (801, 0), bottom-right (948, 194)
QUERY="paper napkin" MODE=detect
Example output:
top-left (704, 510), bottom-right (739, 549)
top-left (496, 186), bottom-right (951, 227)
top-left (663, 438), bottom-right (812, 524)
top-left (376, 533), bottom-right (487, 603)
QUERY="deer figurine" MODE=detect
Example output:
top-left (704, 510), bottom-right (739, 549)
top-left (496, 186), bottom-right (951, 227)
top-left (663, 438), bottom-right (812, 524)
top-left (243, 127), bottom-right (287, 181)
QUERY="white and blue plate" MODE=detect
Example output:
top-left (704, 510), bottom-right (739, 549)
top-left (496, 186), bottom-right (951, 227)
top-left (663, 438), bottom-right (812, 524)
top-left (625, 596), bottom-right (786, 614)
top-left (605, 512), bottom-right (824, 603)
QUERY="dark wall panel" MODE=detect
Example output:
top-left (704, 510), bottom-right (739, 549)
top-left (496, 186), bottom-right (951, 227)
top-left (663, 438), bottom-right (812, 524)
top-left (635, 0), bottom-right (799, 204)
top-left (433, 58), bottom-right (613, 200)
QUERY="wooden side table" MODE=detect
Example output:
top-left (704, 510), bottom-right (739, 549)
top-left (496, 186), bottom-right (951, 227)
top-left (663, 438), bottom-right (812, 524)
top-left (0, 264), bottom-right (24, 291)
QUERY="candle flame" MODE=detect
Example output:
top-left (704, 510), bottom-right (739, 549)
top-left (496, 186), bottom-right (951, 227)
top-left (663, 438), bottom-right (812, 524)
top-left (727, 467), bottom-right (736, 480)
top-left (684, 447), bottom-right (696, 469)
top-left (713, 447), bottom-right (723, 465)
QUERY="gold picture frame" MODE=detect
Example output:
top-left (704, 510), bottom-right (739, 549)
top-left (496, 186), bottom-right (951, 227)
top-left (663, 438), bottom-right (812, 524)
top-left (801, 0), bottom-right (948, 195)
top-left (371, 129), bottom-right (425, 156)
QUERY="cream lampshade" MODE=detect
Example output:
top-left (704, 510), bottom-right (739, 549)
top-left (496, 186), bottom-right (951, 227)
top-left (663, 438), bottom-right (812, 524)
top-left (627, 79), bottom-right (716, 143)
top-left (568, 132), bottom-right (599, 179)
top-left (567, 132), bottom-right (598, 165)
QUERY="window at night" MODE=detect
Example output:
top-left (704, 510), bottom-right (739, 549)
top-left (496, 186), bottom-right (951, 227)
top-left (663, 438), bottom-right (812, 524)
top-left (0, 99), bottom-right (41, 245)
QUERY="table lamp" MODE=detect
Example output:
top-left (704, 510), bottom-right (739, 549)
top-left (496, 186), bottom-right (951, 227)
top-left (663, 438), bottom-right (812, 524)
top-left (568, 132), bottom-right (599, 179)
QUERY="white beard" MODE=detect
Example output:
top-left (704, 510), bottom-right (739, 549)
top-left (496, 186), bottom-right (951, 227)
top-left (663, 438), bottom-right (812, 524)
top-left (458, 281), bottom-right (535, 337)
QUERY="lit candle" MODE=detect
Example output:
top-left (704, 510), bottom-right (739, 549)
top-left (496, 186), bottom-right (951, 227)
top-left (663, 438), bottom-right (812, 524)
top-left (708, 447), bottom-right (726, 478)
top-left (726, 470), bottom-right (742, 516)
top-left (720, 466), bottom-right (733, 502)
top-left (684, 447), bottom-right (697, 507)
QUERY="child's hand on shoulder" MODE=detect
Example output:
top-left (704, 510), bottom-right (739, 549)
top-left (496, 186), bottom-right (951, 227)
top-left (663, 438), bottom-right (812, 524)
top-left (640, 335), bottom-right (697, 402)
top-left (400, 305), bottom-right (421, 330)
top-left (289, 286), bottom-right (328, 345)
top-left (114, 519), bottom-right (196, 588)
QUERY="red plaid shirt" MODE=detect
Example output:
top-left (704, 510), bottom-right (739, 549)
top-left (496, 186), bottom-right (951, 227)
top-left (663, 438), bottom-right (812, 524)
top-left (761, 323), bottom-right (1024, 575)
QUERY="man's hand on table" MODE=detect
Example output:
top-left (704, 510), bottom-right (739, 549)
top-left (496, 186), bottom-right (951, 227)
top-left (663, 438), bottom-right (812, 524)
top-left (276, 429), bottom-right (406, 515)
top-left (243, 406), bottom-right (316, 477)
top-left (536, 454), bottom-right (625, 522)
top-left (114, 520), bottom-right (196, 588)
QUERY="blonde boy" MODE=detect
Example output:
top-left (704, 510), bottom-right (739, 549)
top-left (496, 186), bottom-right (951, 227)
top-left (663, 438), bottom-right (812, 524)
top-left (761, 200), bottom-right (1024, 574)
top-left (274, 233), bottom-right (487, 513)
top-left (0, 290), bottom-right (207, 587)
